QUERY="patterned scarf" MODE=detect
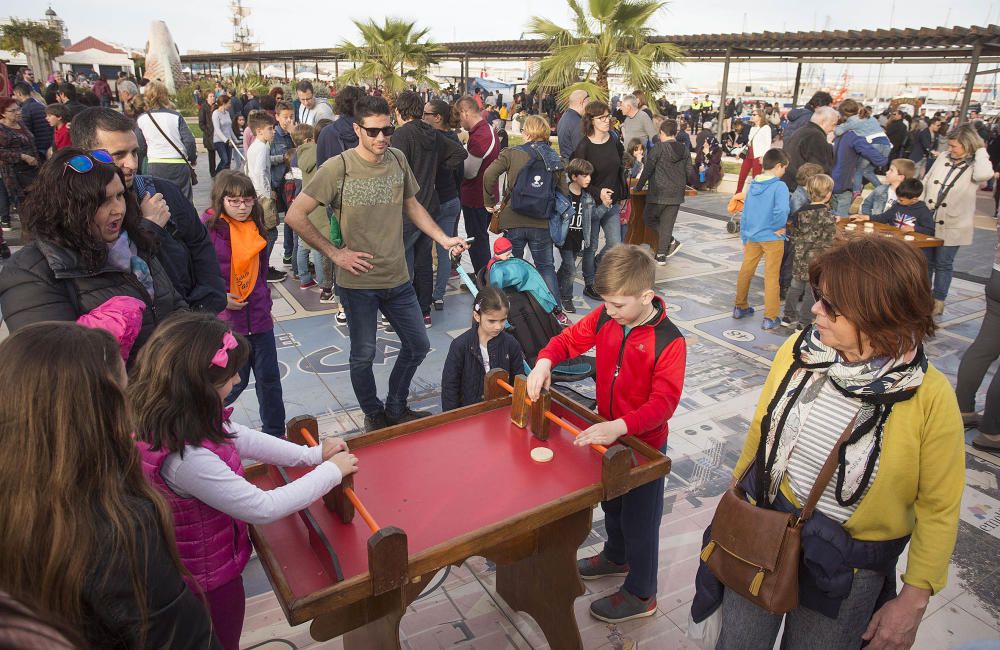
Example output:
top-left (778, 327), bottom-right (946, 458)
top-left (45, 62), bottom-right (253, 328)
top-left (758, 326), bottom-right (926, 508)
top-left (105, 232), bottom-right (155, 299)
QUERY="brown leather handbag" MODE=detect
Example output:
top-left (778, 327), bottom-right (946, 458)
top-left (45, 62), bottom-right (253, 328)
top-left (700, 416), bottom-right (856, 614)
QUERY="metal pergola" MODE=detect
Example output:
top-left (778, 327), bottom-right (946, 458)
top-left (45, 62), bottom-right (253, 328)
top-left (181, 24), bottom-right (1000, 133)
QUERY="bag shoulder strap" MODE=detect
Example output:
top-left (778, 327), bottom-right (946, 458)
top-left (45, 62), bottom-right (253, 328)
top-left (335, 153), bottom-right (347, 211)
top-left (146, 111), bottom-right (189, 162)
top-left (800, 413), bottom-right (860, 521)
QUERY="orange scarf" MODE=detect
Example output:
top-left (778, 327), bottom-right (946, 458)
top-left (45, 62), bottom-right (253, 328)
top-left (221, 213), bottom-right (266, 302)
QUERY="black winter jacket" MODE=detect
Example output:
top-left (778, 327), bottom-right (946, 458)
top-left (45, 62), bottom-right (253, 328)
top-left (635, 140), bottom-right (692, 205)
top-left (442, 327), bottom-right (525, 411)
top-left (83, 497), bottom-right (221, 649)
top-left (783, 121), bottom-right (835, 192)
top-left (316, 116), bottom-right (358, 168)
top-left (0, 238), bottom-right (186, 361)
top-left (134, 175), bottom-right (226, 313)
top-left (392, 119), bottom-right (467, 216)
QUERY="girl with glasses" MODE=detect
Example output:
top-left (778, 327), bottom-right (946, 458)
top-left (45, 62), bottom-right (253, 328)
top-left (201, 170), bottom-right (286, 437)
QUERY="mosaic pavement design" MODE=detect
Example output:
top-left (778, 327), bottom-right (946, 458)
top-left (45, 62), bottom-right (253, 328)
top-left (231, 201), bottom-right (1000, 650)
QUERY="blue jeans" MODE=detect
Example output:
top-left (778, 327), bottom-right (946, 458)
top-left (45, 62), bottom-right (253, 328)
top-left (433, 198), bottom-right (462, 301)
top-left (213, 142), bottom-right (231, 175)
top-left (582, 203), bottom-right (622, 285)
top-left (556, 247), bottom-right (579, 300)
top-left (336, 282), bottom-right (430, 417)
top-left (852, 143), bottom-right (891, 192)
top-left (225, 330), bottom-right (286, 436)
top-left (506, 226), bottom-right (560, 304)
top-left (462, 205), bottom-right (492, 272)
top-left (830, 191), bottom-right (853, 217)
top-left (296, 242), bottom-right (328, 287)
top-left (924, 245), bottom-right (960, 301)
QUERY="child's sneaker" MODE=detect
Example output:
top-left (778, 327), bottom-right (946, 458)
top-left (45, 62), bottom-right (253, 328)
top-left (336, 310), bottom-right (348, 325)
top-left (583, 284), bottom-right (601, 301)
top-left (562, 298), bottom-right (576, 314)
top-left (433, 299), bottom-right (444, 311)
top-left (299, 279), bottom-right (317, 290)
top-left (588, 588), bottom-right (657, 623)
top-left (666, 239), bottom-right (683, 257)
top-left (577, 552), bottom-right (629, 580)
top-left (762, 317), bottom-right (782, 330)
top-left (423, 313), bottom-right (432, 328)
top-left (780, 316), bottom-right (797, 328)
top-left (732, 306), bottom-right (755, 319)
top-left (554, 310), bottom-right (571, 327)
top-left (319, 288), bottom-right (336, 303)
top-left (654, 253), bottom-right (667, 266)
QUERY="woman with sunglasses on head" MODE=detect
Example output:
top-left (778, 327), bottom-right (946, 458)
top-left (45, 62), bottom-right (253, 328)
top-left (0, 147), bottom-right (186, 363)
top-left (572, 100), bottom-right (628, 301)
top-left (0, 321), bottom-right (219, 649)
top-left (693, 236), bottom-right (964, 650)
top-left (0, 96), bottom-right (38, 245)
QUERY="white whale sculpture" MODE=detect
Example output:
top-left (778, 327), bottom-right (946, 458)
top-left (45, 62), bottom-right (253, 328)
top-left (144, 21), bottom-right (183, 95)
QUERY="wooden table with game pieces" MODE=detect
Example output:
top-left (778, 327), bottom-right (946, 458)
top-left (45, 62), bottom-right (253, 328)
top-left (245, 370), bottom-right (672, 649)
top-left (837, 218), bottom-right (943, 248)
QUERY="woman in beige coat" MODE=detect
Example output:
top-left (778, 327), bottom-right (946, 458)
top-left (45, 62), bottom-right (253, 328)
top-left (921, 123), bottom-right (993, 314)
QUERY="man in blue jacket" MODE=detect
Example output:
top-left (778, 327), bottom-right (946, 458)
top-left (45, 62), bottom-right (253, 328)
top-left (557, 89), bottom-right (588, 164)
top-left (71, 108), bottom-right (227, 314)
top-left (12, 83), bottom-right (52, 161)
top-left (830, 124), bottom-right (889, 217)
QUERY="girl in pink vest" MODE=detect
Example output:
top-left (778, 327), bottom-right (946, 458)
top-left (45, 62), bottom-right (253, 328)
top-left (130, 312), bottom-right (358, 649)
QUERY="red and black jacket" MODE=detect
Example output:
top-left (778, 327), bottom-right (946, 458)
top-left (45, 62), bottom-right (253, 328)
top-left (537, 296), bottom-right (686, 449)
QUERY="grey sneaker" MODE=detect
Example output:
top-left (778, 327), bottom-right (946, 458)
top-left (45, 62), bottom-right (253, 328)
top-left (577, 552), bottom-right (629, 580)
top-left (588, 588), bottom-right (656, 623)
top-left (666, 239), bottom-right (682, 257)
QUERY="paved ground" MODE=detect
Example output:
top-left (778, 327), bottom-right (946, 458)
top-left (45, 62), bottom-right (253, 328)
top-left (7, 154), bottom-right (997, 649)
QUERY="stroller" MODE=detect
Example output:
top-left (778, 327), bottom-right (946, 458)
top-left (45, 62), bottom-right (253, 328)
top-left (450, 251), bottom-right (597, 385)
top-left (725, 192), bottom-right (745, 234)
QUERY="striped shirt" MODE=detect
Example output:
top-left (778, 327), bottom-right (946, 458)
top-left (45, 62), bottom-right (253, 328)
top-left (786, 376), bottom-right (875, 523)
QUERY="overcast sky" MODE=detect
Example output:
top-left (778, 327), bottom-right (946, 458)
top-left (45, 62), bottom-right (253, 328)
top-left (8, 0), bottom-right (999, 92)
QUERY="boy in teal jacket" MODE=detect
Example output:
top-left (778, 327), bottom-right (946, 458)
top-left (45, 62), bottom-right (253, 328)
top-left (733, 148), bottom-right (790, 330)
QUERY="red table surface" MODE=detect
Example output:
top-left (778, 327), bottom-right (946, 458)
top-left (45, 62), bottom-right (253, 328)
top-left (250, 403), bottom-right (605, 599)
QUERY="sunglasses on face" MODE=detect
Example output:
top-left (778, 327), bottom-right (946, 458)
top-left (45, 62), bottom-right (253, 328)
top-left (811, 284), bottom-right (840, 319)
top-left (358, 125), bottom-right (395, 138)
top-left (63, 149), bottom-right (115, 176)
top-left (224, 196), bottom-right (256, 207)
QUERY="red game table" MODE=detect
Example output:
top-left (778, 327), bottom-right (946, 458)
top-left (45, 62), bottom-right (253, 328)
top-left (246, 370), bottom-right (672, 649)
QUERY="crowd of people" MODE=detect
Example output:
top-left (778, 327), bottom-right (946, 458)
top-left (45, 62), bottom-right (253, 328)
top-left (0, 67), bottom-right (988, 650)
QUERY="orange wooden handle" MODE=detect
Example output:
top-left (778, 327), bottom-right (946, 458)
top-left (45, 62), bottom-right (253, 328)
top-left (496, 378), bottom-right (608, 454)
top-left (298, 427), bottom-right (380, 533)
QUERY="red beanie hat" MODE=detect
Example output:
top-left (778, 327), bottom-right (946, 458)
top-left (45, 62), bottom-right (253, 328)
top-left (493, 237), bottom-right (513, 256)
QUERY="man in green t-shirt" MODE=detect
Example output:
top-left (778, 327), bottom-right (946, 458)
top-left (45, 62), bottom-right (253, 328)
top-left (286, 95), bottom-right (468, 432)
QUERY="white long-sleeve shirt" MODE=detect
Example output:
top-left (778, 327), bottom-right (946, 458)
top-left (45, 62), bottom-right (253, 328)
top-left (246, 139), bottom-right (271, 199)
top-left (748, 124), bottom-right (773, 160)
top-left (158, 421), bottom-right (342, 525)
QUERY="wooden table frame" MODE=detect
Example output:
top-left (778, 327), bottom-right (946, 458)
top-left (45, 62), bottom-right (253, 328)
top-left (836, 218), bottom-right (944, 248)
top-left (246, 371), bottom-right (672, 649)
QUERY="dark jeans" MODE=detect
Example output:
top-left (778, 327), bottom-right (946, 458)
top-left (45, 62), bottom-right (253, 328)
top-left (337, 282), bottom-right (430, 417)
top-left (225, 330), bottom-right (286, 436)
top-left (462, 205), bottom-right (492, 272)
top-left (206, 144), bottom-right (217, 178)
top-left (957, 268), bottom-right (1000, 433)
top-left (717, 570), bottom-right (886, 649)
top-left (601, 444), bottom-right (667, 599)
top-left (433, 198), bottom-right (462, 301)
top-left (557, 247), bottom-right (580, 300)
top-left (264, 227), bottom-right (278, 268)
top-left (779, 239), bottom-right (793, 290)
top-left (783, 278), bottom-right (815, 324)
top-left (643, 202), bottom-right (679, 256)
top-left (213, 141), bottom-right (231, 175)
top-left (506, 226), bottom-right (560, 304)
top-left (923, 245), bottom-right (960, 301)
top-left (404, 225), bottom-right (434, 315)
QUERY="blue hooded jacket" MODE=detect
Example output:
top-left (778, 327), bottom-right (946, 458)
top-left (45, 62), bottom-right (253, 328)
top-left (830, 131), bottom-right (889, 194)
top-left (740, 175), bottom-right (790, 245)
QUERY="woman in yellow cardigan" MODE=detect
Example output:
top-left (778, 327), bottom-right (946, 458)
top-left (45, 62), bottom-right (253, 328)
top-left (695, 236), bottom-right (965, 650)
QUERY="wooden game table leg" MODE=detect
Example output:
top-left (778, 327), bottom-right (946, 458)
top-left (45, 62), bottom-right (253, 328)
top-left (491, 508), bottom-right (592, 650)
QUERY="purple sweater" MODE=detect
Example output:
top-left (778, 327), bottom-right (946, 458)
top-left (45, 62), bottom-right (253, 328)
top-left (207, 214), bottom-right (274, 335)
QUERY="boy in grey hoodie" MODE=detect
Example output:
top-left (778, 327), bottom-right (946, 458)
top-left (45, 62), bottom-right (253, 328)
top-left (634, 119), bottom-right (692, 264)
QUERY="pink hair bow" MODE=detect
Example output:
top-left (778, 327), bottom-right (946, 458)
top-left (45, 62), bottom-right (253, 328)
top-left (210, 331), bottom-right (238, 368)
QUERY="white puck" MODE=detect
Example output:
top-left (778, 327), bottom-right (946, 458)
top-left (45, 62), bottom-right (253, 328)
top-left (530, 447), bottom-right (554, 463)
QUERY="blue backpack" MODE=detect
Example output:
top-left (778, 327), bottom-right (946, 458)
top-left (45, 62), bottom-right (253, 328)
top-left (510, 144), bottom-right (562, 219)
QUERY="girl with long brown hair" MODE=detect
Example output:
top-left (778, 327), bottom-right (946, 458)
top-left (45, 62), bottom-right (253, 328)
top-left (0, 321), bottom-right (217, 648)
top-left (130, 312), bottom-right (357, 650)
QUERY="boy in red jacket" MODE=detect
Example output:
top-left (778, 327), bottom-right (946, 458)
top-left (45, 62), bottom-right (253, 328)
top-left (527, 244), bottom-right (686, 623)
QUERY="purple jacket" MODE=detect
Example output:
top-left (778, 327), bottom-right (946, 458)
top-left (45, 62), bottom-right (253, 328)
top-left (138, 438), bottom-right (252, 593)
top-left (207, 214), bottom-right (274, 335)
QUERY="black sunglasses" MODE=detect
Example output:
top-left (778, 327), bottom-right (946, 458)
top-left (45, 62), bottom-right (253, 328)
top-left (811, 284), bottom-right (840, 319)
top-left (357, 125), bottom-right (395, 138)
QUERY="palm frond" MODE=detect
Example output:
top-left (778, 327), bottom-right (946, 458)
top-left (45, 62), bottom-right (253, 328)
top-left (565, 0), bottom-right (594, 37)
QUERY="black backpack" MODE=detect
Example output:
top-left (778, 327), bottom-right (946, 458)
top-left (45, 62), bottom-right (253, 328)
top-left (510, 144), bottom-right (560, 219)
top-left (474, 266), bottom-right (561, 365)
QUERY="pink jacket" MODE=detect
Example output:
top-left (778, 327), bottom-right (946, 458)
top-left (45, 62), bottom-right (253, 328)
top-left (75, 295), bottom-right (146, 360)
top-left (138, 439), bottom-right (252, 593)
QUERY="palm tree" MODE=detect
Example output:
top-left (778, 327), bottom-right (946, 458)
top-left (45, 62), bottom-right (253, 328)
top-left (527, 0), bottom-right (682, 104)
top-left (336, 19), bottom-right (441, 108)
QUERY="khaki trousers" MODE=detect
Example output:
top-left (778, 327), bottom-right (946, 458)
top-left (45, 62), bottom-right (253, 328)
top-left (735, 240), bottom-right (784, 319)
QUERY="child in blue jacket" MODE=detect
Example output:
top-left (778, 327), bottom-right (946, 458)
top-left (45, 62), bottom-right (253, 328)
top-left (733, 148), bottom-right (790, 330)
